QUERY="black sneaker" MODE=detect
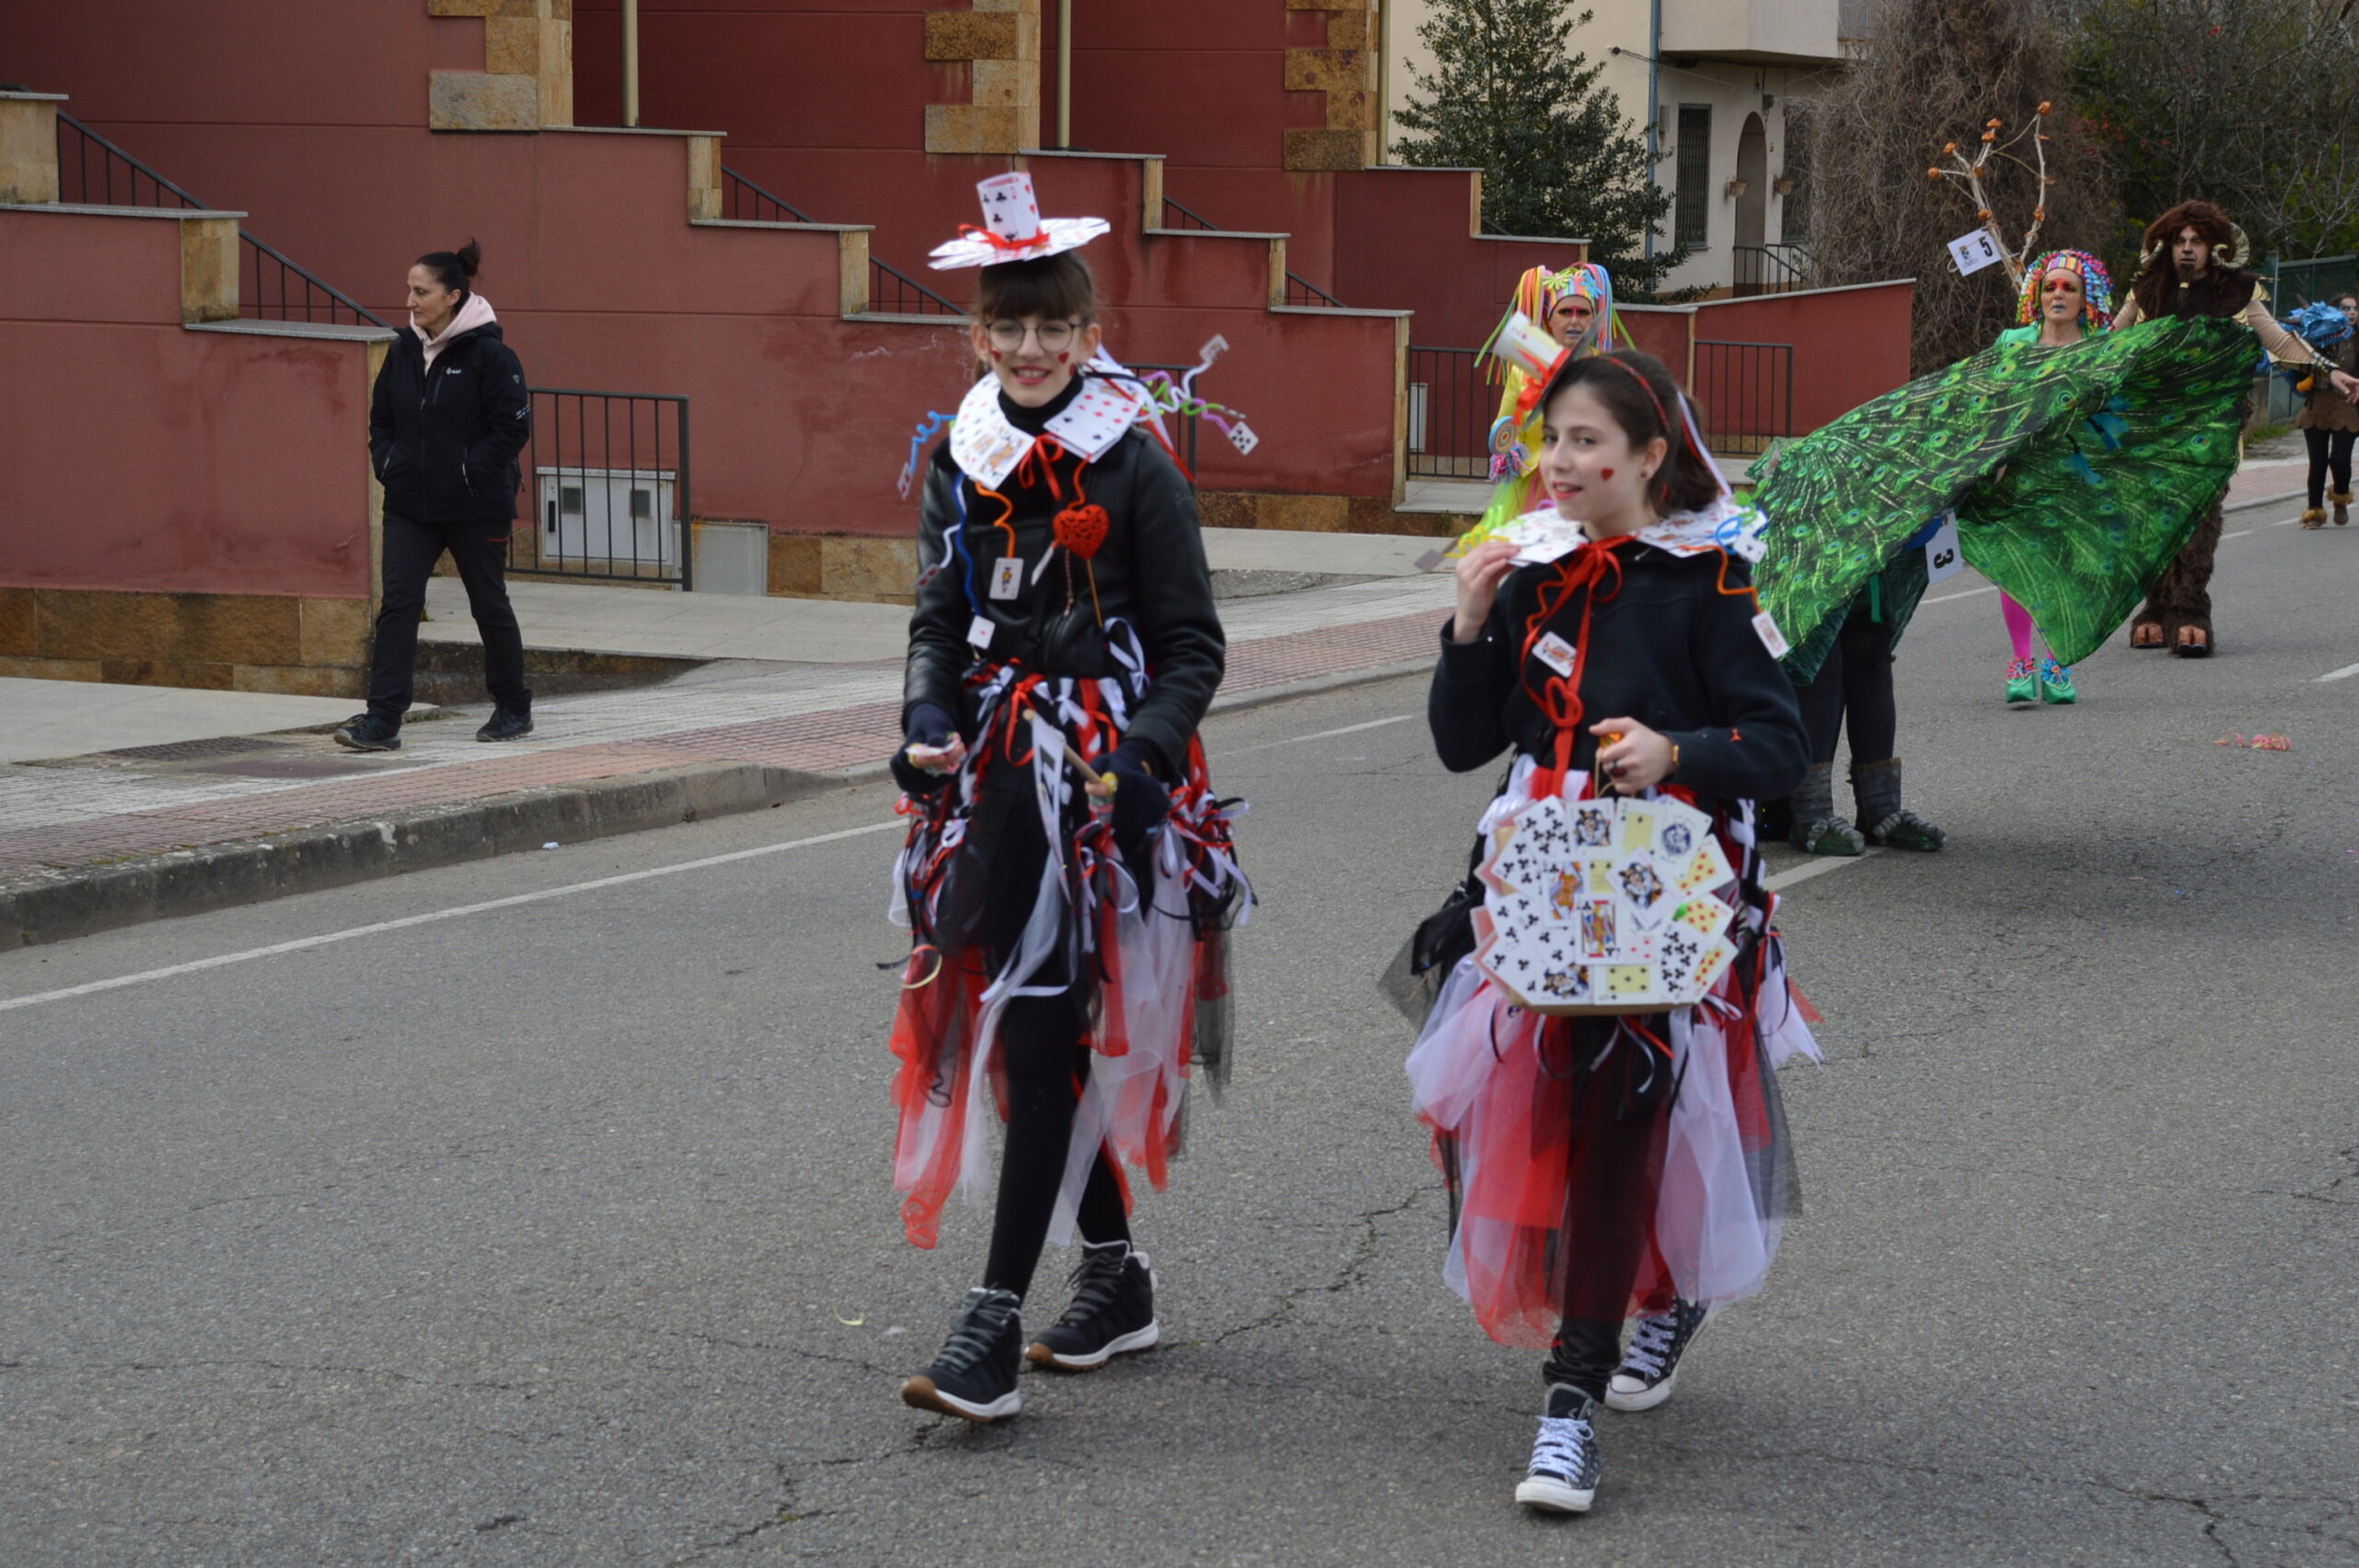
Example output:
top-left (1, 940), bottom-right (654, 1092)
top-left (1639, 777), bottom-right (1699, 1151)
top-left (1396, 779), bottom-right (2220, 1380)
top-left (475, 707), bottom-right (534, 743)
top-left (901, 1287), bottom-right (1023, 1422)
top-left (333, 715), bottom-right (402, 752)
top-left (1605, 1299), bottom-right (1709, 1412)
top-left (1515, 1383), bottom-right (1602, 1514)
top-left (1026, 1240), bottom-right (1159, 1371)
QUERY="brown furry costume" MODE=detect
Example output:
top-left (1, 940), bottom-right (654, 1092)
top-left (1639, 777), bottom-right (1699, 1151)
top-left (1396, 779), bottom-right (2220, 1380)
top-left (2114, 203), bottom-right (2337, 654)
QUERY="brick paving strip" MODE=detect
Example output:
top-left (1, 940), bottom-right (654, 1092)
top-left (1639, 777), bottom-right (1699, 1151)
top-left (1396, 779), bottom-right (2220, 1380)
top-left (0, 593), bottom-right (1447, 943)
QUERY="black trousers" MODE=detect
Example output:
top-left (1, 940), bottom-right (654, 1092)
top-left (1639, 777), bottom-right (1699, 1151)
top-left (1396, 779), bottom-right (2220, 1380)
top-left (2306, 427), bottom-right (2356, 508)
top-left (1797, 609), bottom-right (1897, 768)
top-left (981, 993), bottom-right (1132, 1300)
top-left (368, 511), bottom-right (530, 723)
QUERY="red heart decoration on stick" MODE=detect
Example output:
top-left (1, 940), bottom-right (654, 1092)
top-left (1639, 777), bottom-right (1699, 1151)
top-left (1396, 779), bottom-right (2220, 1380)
top-left (1053, 503), bottom-right (1109, 559)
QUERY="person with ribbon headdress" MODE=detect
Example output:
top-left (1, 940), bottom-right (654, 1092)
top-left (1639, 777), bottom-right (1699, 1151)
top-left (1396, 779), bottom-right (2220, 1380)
top-left (1398, 326), bottom-right (1814, 1516)
top-left (2112, 201), bottom-right (2359, 656)
top-left (1988, 248), bottom-right (2115, 706)
top-left (884, 172), bottom-right (1250, 1425)
top-left (1461, 263), bottom-right (1630, 549)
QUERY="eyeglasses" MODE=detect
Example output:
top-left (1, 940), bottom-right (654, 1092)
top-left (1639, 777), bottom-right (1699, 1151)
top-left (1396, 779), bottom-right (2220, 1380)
top-left (985, 319), bottom-right (1080, 352)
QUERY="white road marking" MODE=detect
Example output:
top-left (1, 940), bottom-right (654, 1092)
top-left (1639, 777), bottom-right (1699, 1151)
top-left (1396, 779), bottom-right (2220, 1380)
top-left (1764, 847), bottom-right (1883, 891)
top-left (1919, 584), bottom-right (2000, 606)
top-left (0, 820), bottom-right (905, 1014)
top-left (1221, 713), bottom-right (1415, 756)
top-left (2318, 661), bottom-right (2359, 684)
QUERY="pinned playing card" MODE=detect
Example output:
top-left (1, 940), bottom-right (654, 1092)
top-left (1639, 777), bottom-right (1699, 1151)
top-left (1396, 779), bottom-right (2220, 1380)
top-left (1226, 420), bottom-right (1260, 455)
top-left (1752, 611), bottom-right (1790, 660)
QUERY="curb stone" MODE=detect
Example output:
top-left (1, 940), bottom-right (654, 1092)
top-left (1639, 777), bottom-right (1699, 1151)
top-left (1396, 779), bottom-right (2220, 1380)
top-left (0, 761), bottom-right (836, 949)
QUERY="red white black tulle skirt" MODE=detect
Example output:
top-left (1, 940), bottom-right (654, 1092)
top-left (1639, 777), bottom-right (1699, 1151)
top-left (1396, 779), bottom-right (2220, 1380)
top-left (883, 649), bottom-right (1250, 1250)
top-left (1404, 758), bottom-right (1816, 1348)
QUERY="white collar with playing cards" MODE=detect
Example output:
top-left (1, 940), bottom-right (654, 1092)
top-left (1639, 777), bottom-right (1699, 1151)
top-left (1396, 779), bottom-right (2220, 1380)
top-left (946, 352), bottom-right (1154, 490)
top-left (1491, 495), bottom-right (1770, 568)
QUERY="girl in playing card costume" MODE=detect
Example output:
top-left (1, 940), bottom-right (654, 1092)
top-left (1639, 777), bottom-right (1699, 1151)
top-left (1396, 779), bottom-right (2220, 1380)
top-left (1401, 326), bottom-right (1815, 1515)
top-left (886, 174), bottom-right (1248, 1425)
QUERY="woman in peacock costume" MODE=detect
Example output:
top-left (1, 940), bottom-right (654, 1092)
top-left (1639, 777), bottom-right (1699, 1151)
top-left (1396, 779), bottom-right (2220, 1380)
top-left (1461, 263), bottom-right (1634, 549)
top-left (1748, 308), bottom-right (2258, 843)
top-left (1990, 248), bottom-right (2114, 706)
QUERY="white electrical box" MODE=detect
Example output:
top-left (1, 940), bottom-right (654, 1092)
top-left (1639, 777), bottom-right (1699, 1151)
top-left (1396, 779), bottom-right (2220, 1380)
top-left (537, 466), bottom-right (679, 569)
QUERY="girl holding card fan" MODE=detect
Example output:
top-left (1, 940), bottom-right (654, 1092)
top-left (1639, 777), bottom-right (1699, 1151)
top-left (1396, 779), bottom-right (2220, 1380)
top-left (883, 174), bottom-right (1248, 1424)
top-left (1403, 329), bottom-right (1816, 1515)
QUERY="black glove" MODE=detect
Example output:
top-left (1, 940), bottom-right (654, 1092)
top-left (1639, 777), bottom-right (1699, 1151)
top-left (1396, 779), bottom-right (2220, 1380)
top-left (1104, 741), bottom-right (1172, 862)
top-left (890, 702), bottom-right (958, 796)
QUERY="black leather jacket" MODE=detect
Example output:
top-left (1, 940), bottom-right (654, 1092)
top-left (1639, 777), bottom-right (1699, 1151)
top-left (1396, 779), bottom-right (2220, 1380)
top-left (903, 382), bottom-right (1226, 774)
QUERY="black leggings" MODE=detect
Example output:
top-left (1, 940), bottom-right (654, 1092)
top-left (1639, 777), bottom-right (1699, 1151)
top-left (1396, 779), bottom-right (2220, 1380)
top-left (1797, 610), bottom-right (1896, 767)
top-left (2306, 427), bottom-right (2355, 508)
top-left (980, 994), bottom-right (1132, 1300)
top-left (368, 511), bottom-right (529, 722)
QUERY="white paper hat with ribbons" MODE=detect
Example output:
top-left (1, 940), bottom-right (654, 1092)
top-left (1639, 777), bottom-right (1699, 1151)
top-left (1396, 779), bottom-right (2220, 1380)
top-left (927, 171), bottom-right (1110, 271)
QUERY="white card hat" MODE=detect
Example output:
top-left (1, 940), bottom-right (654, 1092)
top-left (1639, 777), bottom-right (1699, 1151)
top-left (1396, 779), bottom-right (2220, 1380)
top-left (928, 171), bottom-right (1110, 271)
top-left (1488, 310), bottom-right (1567, 383)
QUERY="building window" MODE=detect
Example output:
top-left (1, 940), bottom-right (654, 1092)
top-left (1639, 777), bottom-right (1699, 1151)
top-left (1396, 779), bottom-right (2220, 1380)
top-left (1675, 104), bottom-right (1712, 249)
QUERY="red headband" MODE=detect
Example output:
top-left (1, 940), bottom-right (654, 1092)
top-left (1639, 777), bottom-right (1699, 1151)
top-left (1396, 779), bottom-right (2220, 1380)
top-left (1588, 356), bottom-right (1689, 491)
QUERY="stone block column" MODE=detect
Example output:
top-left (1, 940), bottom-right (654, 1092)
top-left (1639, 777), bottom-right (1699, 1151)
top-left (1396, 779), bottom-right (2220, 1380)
top-left (1284, 0), bottom-right (1379, 172)
top-left (923, 0), bottom-right (1041, 155)
top-left (428, 0), bottom-right (575, 131)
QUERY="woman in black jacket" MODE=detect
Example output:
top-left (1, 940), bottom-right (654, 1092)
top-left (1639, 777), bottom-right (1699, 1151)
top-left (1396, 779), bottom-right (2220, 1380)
top-left (338, 240), bottom-right (534, 751)
top-left (882, 182), bottom-right (1248, 1426)
top-left (1406, 348), bottom-right (1816, 1516)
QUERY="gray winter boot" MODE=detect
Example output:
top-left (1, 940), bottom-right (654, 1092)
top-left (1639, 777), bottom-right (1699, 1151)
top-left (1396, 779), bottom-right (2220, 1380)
top-left (1787, 762), bottom-right (1865, 857)
top-left (1853, 757), bottom-right (1944, 850)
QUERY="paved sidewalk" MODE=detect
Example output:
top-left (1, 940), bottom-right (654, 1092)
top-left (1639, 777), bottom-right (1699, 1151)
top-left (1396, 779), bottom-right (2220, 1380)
top-left (0, 574), bottom-right (1455, 942)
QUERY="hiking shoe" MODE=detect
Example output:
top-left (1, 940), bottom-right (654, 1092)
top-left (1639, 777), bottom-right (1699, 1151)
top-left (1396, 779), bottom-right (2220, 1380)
top-left (333, 715), bottom-right (402, 752)
top-left (1514, 1384), bottom-right (1602, 1514)
top-left (1027, 1240), bottom-right (1159, 1371)
top-left (2036, 658), bottom-right (2078, 705)
top-left (2004, 656), bottom-right (2037, 704)
top-left (901, 1287), bottom-right (1023, 1422)
top-left (1606, 1300), bottom-right (1709, 1413)
top-left (475, 706), bottom-right (534, 743)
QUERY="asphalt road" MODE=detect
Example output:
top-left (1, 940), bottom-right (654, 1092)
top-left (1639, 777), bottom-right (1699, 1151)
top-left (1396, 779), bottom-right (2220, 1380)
top-left (3, 503), bottom-right (2354, 1567)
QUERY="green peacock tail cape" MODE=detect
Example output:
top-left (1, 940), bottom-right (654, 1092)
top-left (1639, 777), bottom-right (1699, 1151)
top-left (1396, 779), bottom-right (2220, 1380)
top-left (1750, 315), bottom-right (2254, 683)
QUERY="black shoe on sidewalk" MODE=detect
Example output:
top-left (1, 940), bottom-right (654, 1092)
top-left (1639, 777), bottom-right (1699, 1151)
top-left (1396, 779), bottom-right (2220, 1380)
top-left (475, 707), bottom-right (534, 743)
top-left (333, 715), bottom-right (402, 752)
top-left (901, 1287), bottom-right (1023, 1422)
top-left (1027, 1240), bottom-right (1159, 1371)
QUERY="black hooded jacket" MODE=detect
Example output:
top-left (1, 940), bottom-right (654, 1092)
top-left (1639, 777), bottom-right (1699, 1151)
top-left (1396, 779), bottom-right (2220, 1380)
top-left (1429, 542), bottom-right (1809, 808)
top-left (368, 316), bottom-right (532, 524)
top-left (903, 377), bottom-right (1226, 776)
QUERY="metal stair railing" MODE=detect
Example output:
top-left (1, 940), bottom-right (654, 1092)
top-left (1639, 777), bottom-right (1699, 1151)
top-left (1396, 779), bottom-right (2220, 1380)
top-left (49, 109), bottom-right (391, 330)
top-left (1160, 197), bottom-right (1345, 308)
top-left (722, 165), bottom-right (963, 317)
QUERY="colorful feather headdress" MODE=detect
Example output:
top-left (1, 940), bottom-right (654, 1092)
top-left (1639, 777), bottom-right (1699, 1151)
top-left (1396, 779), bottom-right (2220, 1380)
top-left (2016, 249), bottom-right (2115, 331)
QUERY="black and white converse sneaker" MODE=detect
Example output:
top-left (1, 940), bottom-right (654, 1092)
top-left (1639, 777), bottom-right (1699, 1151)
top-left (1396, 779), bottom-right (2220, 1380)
top-left (900, 1287), bottom-right (1023, 1422)
top-left (1605, 1299), bottom-right (1710, 1412)
top-left (1515, 1383), bottom-right (1602, 1514)
top-left (1025, 1240), bottom-right (1159, 1371)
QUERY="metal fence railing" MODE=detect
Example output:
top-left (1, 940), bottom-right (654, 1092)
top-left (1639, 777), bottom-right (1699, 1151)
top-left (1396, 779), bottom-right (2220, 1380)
top-left (2259, 252), bottom-right (2358, 310)
top-left (1406, 345), bottom-right (1494, 480)
top-left (722, 164), bottom-right (962, 317)
top-left (50, 110), bottom-right (390, 329)
top-left (1731, 243), bottom-right (1812, 298)
top-left (1161, 197), bottom-right (1222, 231)
top-left (1285, 273), bottom-right (1347, 308)
top-left (514, 390), bottom-right (693, 589)
top-left (1691, 341), bottom-right (1794, 456)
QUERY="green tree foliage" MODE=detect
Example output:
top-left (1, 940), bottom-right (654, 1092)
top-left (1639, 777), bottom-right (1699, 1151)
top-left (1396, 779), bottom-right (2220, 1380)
top-left (2070, 0), bottom-right (2359, 267)
top-left (1391, 0), bottom-right (1682, 293)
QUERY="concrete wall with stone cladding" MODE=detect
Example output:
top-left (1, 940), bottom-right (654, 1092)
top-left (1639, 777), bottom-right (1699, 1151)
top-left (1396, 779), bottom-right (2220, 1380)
top-left (0, 209), bottom-right (378, 695)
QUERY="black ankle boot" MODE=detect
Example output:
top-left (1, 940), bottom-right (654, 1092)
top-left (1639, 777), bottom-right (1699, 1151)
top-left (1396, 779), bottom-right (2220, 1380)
top-left (1026, 1240), bottom-right (1159, 1371)
top-left (902, 1287), bottom-right (1024, 1422)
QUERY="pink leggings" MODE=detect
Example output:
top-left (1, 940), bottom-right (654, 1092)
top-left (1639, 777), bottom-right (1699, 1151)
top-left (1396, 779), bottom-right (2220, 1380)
top-left (2001, 591), bottom-right (2037, 663)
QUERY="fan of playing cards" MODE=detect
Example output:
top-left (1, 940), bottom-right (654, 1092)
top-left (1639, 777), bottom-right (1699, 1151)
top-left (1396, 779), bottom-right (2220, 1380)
top-left (1472, 790), bottom-right (1743, 1015)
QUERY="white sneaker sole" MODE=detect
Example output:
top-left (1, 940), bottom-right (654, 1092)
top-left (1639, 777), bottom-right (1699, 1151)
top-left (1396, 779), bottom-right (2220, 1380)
top-left (1025, 1319), bottom-right (1160, 1371)
top-left (899, 1375), bottom-right (1019, 1422)
top-left (1515, 1475), bottom-right (1596, 1514)
top-left (1603, 1367), bottom-right (1677, 1412)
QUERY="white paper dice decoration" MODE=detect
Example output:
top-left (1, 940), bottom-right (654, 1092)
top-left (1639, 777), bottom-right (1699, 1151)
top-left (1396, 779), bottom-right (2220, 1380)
top-left (1474, 791), bottom-right (1742, 1014)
